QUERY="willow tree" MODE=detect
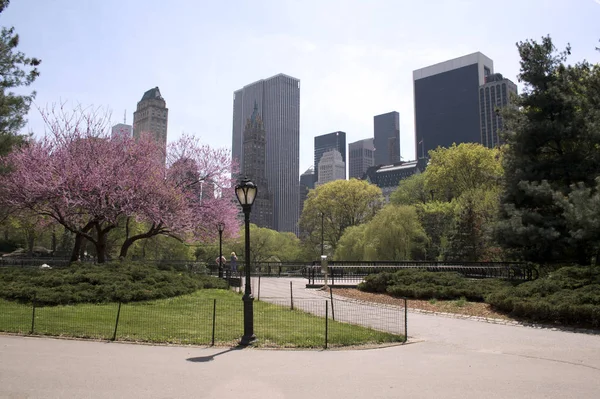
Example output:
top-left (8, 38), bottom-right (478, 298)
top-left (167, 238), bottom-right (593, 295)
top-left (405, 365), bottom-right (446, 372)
top-left (299, 179), bottom-right (383, 257)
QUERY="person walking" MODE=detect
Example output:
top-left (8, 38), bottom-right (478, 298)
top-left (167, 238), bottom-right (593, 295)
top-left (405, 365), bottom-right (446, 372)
top-left (230, 252), bottom-right (238, 273)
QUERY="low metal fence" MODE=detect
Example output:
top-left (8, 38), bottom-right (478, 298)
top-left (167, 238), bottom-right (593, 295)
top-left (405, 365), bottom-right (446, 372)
top-left (0, 294), bottom-right (406, 349)
top-left (305, 261), bottom-right (538, 286)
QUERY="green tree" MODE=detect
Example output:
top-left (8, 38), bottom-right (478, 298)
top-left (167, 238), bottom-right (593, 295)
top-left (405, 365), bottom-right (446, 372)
top-left (425, 143), bottom-right (503, 202)
top-left (555, 178), bottom-right (600, 263)
top-left (496, 36), bottom-right (600, 265)
top-left (0, 0), bottom-right (41, 158)
top-left (230, 224), bottom-right (302, 264)
top-left (414, 201), bottom-right (455, 261)
top-left (390, 172), bottom-right (429, 205)
top-left (334, 205), bottom-right (427, 261)
top-left (333, 224), bottom-right (367, 261)
top-left (299, 179), bottom-right (383, 256)
top-left (446, 188), bottom-right (502, 262)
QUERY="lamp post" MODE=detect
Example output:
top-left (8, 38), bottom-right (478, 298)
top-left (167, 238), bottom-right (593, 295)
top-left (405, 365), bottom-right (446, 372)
top-left (235, 177), bottom-right (257, 346)
top-left (217, 222), bottom-right (225, 278)
top-left (320, 211), bottom-right (325, 256)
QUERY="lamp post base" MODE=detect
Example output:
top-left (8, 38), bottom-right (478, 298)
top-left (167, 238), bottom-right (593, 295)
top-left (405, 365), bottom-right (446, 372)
top-left (240, 334), bottom-right (257, 346)
top-left (240, 293), bottom-right (256, 346)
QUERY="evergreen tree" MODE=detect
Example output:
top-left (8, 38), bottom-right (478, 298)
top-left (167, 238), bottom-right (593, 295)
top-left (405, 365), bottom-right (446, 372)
top-left (0, 0), bottom-right (41, 158)
top-left (496, 36), bottom-right (600, 265)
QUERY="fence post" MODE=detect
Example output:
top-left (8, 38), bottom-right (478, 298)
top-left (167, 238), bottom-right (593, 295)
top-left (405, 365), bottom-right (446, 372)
top-left (290, 281), bottom-right (294, 310)
top-left (403, 298), bottom-right (408, 343)
top-left (257, 275), bottom-right (261, 301)
top-left (324, 300), bottom-right (329, 350)
top-left (329, 287), bottom-right (335, 321)
top-left (331, 267), bottom-right (334, 286)
top-left (30, 293), bottom-right (36, 334)
top-left (212, 299), bottom-right (216, 346)
top-left (112, 302), bottom-right (122, 341)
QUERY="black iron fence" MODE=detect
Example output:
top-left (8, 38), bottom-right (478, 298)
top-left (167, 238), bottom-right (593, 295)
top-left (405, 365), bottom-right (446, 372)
top-left (0, 294), bottom-right (406, 349)
top-left (305, 261), bottom-right (538, 286)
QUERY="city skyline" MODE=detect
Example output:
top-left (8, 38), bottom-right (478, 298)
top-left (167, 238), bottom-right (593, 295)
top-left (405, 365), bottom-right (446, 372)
top-left (3, 0), bottom-right (599, 175)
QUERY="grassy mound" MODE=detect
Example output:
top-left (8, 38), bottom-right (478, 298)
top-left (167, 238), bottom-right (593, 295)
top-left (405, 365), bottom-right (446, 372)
top-left (358, 269), bottom-right (512, 302)
top-left (0, 261), bottom-right (228, 306)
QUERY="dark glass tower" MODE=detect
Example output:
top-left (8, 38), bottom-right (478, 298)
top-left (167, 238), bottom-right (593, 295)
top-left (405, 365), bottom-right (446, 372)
top-left (373, 112), bottom-right (400, 166)
top-left (413, 52), bottom-right (493, 159)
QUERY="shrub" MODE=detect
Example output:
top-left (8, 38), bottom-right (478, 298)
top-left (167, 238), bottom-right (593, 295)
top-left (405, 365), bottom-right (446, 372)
top-left (0, 261), bottom-right (228, 306)
top-left (486, 266), bottom-right (600, 327)
top-left (359, 269), bottom-right (511, 301)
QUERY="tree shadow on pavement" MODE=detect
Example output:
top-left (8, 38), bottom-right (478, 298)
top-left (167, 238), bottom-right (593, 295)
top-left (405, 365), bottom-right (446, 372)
top-left (186, 346), bottom-right (245, 363)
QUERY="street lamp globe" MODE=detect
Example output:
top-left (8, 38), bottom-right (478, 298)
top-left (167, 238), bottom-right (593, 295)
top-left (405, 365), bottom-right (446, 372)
top-left (235, 177), bottom-right (257, 207)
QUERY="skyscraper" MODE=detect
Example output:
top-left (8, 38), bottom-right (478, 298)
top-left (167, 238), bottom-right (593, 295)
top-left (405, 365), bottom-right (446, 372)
top-left (299, 166), bottom-right (314, 217)
top-left (479, 73), bottom-right (518, 148)
top-left (348, 138), bottom-right (375, 179)
top-left (373, 112), bottom-right (400, 166)
top-left (242, 102), bottom-right (273, 229)
top-left (314, 131), bottom-right (346, 183)
top-left (232, 74), bottom-right (300, 234)
top-left (317, 149), bottom-right (345, 186)
top-left (111, 123), bottom-right (133, 140)
top-left (132, 87), bottom-right (169, 149)
top-left (413, 52), bottom-right (493, 158)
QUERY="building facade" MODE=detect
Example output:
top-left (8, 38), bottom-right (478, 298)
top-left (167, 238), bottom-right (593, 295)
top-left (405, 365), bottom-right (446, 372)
top-left (132, 87), bottom-right (169, 149)
top-left (232, 73), bottom-right (300, 234)
top-left (314, 131), bottom-right (346, 183)
top-left (363, 160), bottom-right (422, 202)
top-left (479, 73), bottom-right (518, 148)
top-left (111, 123), bottom-right (133, 140)
top-left (299, 166), bottom-right (315, 217)
top-left (349, 138), bottom-right (375, 179)
top-left (242, 102), bottom-right (273, 229)
top-left (413, 52), bottom-right (493, 159)
top-left (373, 112), bottom-right (400, 166)
top-left (317, 149), bottom-right (345, 186)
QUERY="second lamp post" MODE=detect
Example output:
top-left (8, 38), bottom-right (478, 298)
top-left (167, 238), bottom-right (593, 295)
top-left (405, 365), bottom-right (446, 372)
top-left (217, 222), bottom-right (225, 278)
top-left (235, 177), bottom-right (257, 346)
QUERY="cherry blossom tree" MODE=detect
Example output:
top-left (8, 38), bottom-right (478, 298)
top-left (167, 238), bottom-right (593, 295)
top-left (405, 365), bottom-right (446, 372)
top-left (0, 106), bottom-right (240, 263)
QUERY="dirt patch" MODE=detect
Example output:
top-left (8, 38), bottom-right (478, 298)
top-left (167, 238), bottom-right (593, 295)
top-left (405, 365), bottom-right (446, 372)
top-left (331, 288), bottom-right (512, 320)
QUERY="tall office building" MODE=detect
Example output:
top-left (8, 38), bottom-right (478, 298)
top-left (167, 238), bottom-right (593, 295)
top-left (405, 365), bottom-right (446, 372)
top-left (232, 73), bottom-right (300, 234)
top-left (413, 52), bottom-right (493, 158)
top-left (299, 166), bottom-right (314, 217)
top-left (373, 112), bottom-right (400, 166)
top-left (479, 73), bottom-right (518, 148)
top-left (314, 131), bottom-right (346, 183)
top-left (317, 150), bottom-right (345, 186)
top-left (242, 102), bottom-right (273, 229)
top-left (348, 138), bottom-right (375, 179)
top-left (132, 87), bottom-right (169, 149)
top-left (111, 123), bottom-right (133, 140)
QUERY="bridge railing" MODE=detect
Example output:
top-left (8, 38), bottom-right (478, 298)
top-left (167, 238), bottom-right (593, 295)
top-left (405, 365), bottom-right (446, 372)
top-left (304, 261), bottom-right (538, 285)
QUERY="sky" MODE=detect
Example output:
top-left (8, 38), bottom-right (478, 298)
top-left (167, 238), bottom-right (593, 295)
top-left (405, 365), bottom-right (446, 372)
top-left (3, 0), bottom-right (600, 174)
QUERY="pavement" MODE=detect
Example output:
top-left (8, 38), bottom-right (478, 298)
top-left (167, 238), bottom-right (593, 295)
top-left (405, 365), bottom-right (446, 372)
top-left (1, 277), bottom-right (600, 399)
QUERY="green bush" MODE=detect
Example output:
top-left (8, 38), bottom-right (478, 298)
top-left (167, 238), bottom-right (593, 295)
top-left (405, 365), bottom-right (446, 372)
top-left (486, 266), bottom-right (600, 327)
top-left (0, 261), bottom-right (228, 306)
top-left (359, 269), bottom-right (511, 302)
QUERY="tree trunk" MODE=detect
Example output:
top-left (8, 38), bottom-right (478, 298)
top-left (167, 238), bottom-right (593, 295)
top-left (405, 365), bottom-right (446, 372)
top-left (96, 230), bottom-right (107, 264)
top-left (119, 237), bottom-right (136, 259)
top-left (70, 233), bottom-right (85, 262)
top-left (118, 224), bottom-right (164, 259)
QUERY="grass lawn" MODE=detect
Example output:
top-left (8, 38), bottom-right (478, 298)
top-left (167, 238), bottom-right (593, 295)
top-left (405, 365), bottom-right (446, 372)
top-left (0, 289), bottom-right (404, 348)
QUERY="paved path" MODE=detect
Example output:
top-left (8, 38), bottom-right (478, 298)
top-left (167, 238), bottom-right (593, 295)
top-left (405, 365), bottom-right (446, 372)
top-left (1, 277), bottom-right (600, 398)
